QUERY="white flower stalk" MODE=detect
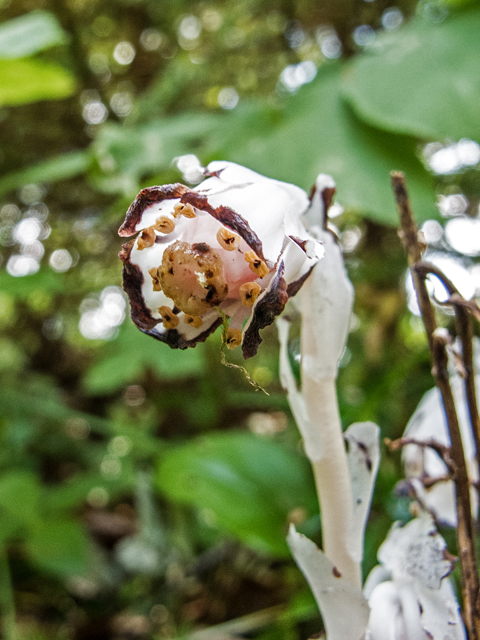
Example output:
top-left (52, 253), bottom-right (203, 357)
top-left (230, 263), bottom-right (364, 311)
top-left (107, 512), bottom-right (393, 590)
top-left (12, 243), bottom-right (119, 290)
top-left (287, 422), bottom-right (379, 640)
top-left (119, 160), bottom-right (324, 358)
top-left (364, 512), bottom-right (466, 640)
top-left (280, 174), bottom-right (365, 587)
top-left (402, 338), bottom-right (480, 526)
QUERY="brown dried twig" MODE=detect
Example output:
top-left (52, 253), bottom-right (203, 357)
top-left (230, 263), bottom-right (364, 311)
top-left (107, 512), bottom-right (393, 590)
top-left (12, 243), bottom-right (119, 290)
top-left (385, 436), bottom-right (454, 471)
top-left (392, 172), bottom-right (480, 640)
top-left (414, 262), bottom-right (480, 480)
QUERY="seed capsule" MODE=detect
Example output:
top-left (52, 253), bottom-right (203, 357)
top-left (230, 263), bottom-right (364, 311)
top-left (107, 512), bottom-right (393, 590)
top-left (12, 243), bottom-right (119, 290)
top-left (137, 227), bottom-right (156, 250)
top-left (148, 267), bottom-right (162, 291)
top-left (239, 282), bottom-right (262, 307)
top-left (244, 250), bottom-right (269, 278)
top-left (158, 306), bottom-right (179, 329)
top-left (184, 314), bottom-right (204, 329)
top-left (154, 216), bottom-right (175, 234)
top-left (225, 328), bottom-right (242, 349)
top-left (216, 227), bottom-right (241, 251)
top-left (159, 240), bottom-right (228, 316)
top-left (173, 202), bottom-right (196, 219)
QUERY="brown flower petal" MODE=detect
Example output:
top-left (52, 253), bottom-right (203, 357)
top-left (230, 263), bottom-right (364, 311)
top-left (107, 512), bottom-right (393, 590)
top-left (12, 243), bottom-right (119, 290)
top-left (242, 262), bottom-right (289, 359)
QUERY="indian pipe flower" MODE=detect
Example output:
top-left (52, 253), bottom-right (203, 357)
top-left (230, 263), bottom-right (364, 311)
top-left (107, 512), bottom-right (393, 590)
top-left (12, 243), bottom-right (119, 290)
top-left (118, 161), bottom-right (324, 358)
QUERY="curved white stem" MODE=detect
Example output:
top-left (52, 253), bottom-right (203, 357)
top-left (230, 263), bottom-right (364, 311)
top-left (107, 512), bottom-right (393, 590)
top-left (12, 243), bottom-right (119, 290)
top-left (301, 277), bottom-right (361, 587)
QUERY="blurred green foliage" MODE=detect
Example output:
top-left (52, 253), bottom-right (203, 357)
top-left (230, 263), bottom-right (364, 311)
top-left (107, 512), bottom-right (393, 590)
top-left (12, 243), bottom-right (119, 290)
top-left (0, 0), bottom-right (479, 638)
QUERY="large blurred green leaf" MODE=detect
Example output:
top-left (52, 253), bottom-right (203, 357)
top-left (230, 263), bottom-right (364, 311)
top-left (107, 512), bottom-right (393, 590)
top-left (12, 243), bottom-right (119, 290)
top-left (25, 520), bottom-right (90, 577)
top-left (343, 8), bottom-right (480, 142)
top-left (0, 471), bottom-right (40, 531)
top-left (84, 320), bottom-right (206, 394)
top-left (0, 57), bottom-right (75, 106)
top-left (0, 11), bottom-right (67, 59)
top-left (92, 113), bottom-right (221, 194)
top-left (230, 65), bottom-right (437, 225)
top-left (94, 67), bottom-right (435, 224)
top-left (156, 431), bottom-right (317, 556)
top-left (0, 151), bottom-right (90, 197)
top-left (0, 270), bottom-right (66, 298)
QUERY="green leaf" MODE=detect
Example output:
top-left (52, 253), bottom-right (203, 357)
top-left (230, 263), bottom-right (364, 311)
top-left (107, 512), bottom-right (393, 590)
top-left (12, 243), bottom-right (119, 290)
top-left (156, 431), bottom-right (317, 556)
top-left (92, 113), bottom-right (221, 194)
top-left (343, 8), bottom-right (480, 142)
top-left (0, 270), bottom-right (66, 299)
top-left (0, 58), bottom-right (75, 107)
top-left (0, 151), bottom-right (90, 197)
top-left (25, 520), bottom-right (90, 577)
top-left (0, 11), bottom-right (67, 59)
top-left (84, 320), bottom-right (206, 394)
top-left (0, 471), bottom-right (40, 529)
top-left (229, 65), bottom-right (436, 225)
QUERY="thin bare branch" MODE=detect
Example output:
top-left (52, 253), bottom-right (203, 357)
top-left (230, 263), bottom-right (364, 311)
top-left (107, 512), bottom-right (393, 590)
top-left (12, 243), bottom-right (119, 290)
top-left (385, 436), bottom-right (454, 470)
top-left (391, 171), bottom-right (480, 640)
top-left (414, 261), bottom-right (480, 497)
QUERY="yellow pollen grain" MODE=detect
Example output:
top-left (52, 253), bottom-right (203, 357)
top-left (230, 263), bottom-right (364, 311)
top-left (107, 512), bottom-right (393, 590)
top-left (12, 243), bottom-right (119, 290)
top-left (137, 227), bottom-right (156, 250)
top-left (148, 267), bottom-right (162, 291)
top-left (154, 216), bottom-right (175, 234)
top-left (216, 227), bottom-right (241, 251)
top-left (158, 305), bottom-right (179, 330)
top-left (239, 281), bottom-right (262, 307)
top-left (226, 328), bottom-right (242, 349)
top-left (184, 314), bottom-right (204, 329)
top-left (173, 202), bottom-right (196, 219)
top-left (244, 250), bottom-right (269, 279)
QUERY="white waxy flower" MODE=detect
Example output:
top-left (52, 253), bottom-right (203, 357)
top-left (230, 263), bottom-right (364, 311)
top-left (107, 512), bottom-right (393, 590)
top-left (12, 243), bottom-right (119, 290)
top-left (402, 338), bottom-right (480, 526)
top-left (364, 513), bottom-right (466, 640)
top-left (119, 160), bottom-right (324, 358)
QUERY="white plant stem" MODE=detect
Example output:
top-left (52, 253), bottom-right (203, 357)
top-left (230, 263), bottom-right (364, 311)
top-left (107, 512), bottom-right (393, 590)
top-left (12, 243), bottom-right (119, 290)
top-left (305, 381), bottom-right (361, 588)
top-left (301, 283), bottom-right (361, 588)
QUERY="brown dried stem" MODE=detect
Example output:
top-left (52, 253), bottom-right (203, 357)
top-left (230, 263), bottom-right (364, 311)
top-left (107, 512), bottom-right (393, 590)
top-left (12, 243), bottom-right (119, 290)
top-left (392, 171), bottom-right (480, 640)
top-left (414, 262), bottom-right (480, 480)
top-left (385, 436), bottom-right (454, 470)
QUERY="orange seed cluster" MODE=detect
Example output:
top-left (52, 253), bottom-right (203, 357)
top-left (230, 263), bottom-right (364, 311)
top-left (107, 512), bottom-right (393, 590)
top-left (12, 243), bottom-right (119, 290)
top-left (137, 227), bottom-right (156, 250)
top-left (148, 267), bottom-right (162, 291)
top-left (244, 250), bottom-right (269, 278)
top-left (225, 328), bottom-right (242, 349)
top-left (239, 282), bottom-right (262, 307)
top-left (158, 306), bottom-right (179, 329)
top-left (173, 202), bottom-right (196, 219)
top-left (216, 227), bottom-right (241, 251)
top-left (154, 216), bottom-right (175, 234)
top-left (184, 314), bottom-right (204, 328)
